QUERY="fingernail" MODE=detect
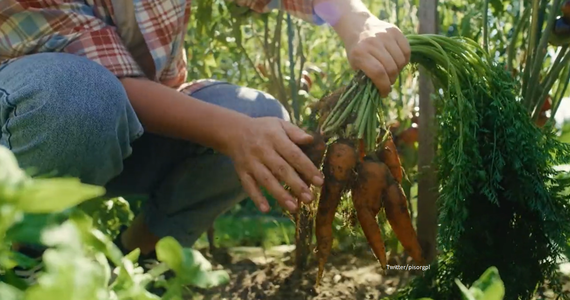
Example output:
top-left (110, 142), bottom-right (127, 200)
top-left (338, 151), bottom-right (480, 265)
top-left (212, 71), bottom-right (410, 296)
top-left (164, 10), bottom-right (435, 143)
top-left (286, 200), bottom-right (297, 211)
top-left (302, 192), bottom-right (313, 202)
top-left (260, 203), bottom-right (270, 212)
top-left (312, 176), bottom-right (324, 186)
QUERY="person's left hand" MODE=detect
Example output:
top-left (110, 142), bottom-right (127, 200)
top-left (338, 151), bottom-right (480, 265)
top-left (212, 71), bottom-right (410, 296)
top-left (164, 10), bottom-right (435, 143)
top-left (333, 11), bottom-right (411, 97)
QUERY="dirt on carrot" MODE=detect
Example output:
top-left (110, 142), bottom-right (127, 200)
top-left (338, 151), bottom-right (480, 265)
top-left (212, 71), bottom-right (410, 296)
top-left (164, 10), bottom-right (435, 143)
top-left (315, 139), bottom-right (358, 284)
top-left (300, 131), bottom-right (327, 168)
top-left (309, 88), bottom-right (345, 131)
top-left (351, 159), bottom-right (390, 269)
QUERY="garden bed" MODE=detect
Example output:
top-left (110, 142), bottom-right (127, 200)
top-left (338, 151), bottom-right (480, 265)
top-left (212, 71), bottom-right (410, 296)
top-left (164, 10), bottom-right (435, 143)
top-left (192, 245), bottom-right (570, 300)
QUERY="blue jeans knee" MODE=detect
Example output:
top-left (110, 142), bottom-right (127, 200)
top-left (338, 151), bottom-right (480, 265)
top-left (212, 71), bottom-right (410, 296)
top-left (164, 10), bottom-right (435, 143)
top-left (0, 53), bottom-right (143, 185)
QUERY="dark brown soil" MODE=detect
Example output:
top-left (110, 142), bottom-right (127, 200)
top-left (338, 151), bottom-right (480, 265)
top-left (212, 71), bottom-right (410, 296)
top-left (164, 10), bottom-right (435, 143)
top-left (192, 245), bottom-right (420, 300)
top-left (190, 245), bottom-right (570, 300)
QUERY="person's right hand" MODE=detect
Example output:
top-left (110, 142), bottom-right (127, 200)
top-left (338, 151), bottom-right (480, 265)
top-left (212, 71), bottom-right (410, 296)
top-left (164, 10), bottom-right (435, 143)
top-left (223, 117), bottom-right (324, 213)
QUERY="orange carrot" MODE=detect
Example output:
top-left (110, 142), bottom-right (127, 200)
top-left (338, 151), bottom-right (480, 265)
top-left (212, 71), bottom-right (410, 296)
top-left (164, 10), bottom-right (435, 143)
top-left (383, 179), bottom-right (425, 265)
top-left (300, 131), bottom-right (327, 168)
top-left (376, 132), bottom-right (403, 184)
top-left (351, 159), bottom-right (389, 268)
top-left (358, 138), bottom-right (366, 162)
top-left (315, 139), bottom-right (357, 284)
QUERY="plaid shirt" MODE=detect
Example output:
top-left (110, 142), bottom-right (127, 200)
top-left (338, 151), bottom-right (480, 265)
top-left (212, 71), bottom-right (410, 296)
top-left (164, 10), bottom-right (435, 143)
top-left (0, 0), bottom-right (324, 89)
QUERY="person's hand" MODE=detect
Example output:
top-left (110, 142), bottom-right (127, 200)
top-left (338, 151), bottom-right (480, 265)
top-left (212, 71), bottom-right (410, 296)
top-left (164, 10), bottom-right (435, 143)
top-left (343, 15), bottom-right (410, 97)
top-left (224, 117), bottom-right (324, 213)
top-left (321, 1), bottom-right (410, 97)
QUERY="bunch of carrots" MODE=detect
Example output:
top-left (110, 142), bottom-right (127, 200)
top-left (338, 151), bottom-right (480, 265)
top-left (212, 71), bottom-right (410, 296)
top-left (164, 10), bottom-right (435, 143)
top-left (301, 34), bottom-right (497, 284)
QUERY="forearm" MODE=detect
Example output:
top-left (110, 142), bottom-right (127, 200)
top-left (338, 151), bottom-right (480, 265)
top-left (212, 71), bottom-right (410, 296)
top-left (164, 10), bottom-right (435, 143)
top-left (120, 77), bottom-right (249, 154)
top-left (313, 0), bottom-right (373, 42)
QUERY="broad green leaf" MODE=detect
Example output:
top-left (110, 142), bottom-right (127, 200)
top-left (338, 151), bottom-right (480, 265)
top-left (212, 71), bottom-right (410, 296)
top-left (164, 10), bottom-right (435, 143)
top-left (155, 237), bottom-right (184, 274)
top-left (6, 212), bottom-right (68, 245)
top-left (189, 269), bottom-right (230, 289)
top-left (124, 248), bottom-right (141, 264)
top-left (468, 267), bottom-right (505, 300)
top-left (9, 251), bottom-right (40, 269)
top-left (14, 178), bottom-right (105, 214)
top-left (0, 282), bottom-right (24, 300)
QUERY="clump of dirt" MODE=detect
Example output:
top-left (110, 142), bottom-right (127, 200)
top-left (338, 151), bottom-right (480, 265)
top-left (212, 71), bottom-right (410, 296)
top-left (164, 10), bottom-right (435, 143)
top-left (193, 245), bottom-right (418, 300)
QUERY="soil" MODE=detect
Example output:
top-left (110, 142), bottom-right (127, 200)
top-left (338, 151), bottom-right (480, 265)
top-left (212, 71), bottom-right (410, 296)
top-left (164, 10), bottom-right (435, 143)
top-left (190, 245), bottom-right (570, 300)
top-left (192, 245), bottom-right (424, 300)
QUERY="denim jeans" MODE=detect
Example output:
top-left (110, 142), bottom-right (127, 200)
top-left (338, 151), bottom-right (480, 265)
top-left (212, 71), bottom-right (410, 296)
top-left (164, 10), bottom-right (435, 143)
top-left (0, 52), bottom-right (289, 247)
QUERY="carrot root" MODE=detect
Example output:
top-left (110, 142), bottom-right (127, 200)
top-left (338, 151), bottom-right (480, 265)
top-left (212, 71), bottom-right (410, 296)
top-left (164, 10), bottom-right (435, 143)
top-left (351, 159), bottom-right (389, 268)
top-left (384, 182), bottom-right (425, 265)
top-left (315, 139), bottom-right (358, 285)
top-left (376, 132), bottom-right (403, 184)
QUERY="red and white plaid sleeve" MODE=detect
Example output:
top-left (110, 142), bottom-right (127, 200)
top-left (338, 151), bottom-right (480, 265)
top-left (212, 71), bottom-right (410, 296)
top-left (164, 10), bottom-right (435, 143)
top-left (64, 27), bottom-right (146, 79)
top-left (0, 1), bottom-right (145, 79)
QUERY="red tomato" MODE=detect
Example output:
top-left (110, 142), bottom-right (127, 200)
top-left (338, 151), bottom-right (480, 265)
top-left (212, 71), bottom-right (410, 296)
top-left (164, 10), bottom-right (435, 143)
top-left (398, 127), bottom-right (418, 146)
top-left (536, 111), bottom-right (548, 128)
top-left (541, 95), bottom-right (552, 112)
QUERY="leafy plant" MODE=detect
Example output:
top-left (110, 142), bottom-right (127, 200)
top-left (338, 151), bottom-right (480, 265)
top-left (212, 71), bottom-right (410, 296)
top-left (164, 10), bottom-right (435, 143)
top-left (0, 145), bottom-right (229, 299)
top-left (416, 266), bottom-right (506, 300)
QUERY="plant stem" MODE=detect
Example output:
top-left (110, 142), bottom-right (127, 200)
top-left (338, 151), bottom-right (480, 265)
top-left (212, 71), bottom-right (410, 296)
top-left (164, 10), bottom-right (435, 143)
top-left (286, 13), bottom-right (299, 123)
top-left (526, 0), bottom-right (562, 110)
top-left (549, 66), bottom-right (570, 122)
top-left (483, 0), bottom-right (490, 53)
top-left (507, 8), bottom-right (530, 72)
top-left (534, 49), bottom-right (570, 121)
top-left (522, 0), bottom-right (541, 103)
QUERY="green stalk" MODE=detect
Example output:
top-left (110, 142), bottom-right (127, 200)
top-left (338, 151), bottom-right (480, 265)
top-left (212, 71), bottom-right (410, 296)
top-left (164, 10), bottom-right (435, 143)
top-left (286, 13), bottom-right (299, 123)
top-left (534, 50), bottom-right (570, 120)
top-left (323, 95), bottom-right (360, 133)
top-left (353, 84), bottom-right (373, 134)
top-left (526, 0), bottom-right (562, 109)
top-left (522, 0), bottom-right (541, 102)
top-left (549, 66), bottom-right (570, 122)
top-left (483, 0), bottom-right (490, 53)
top-left (507, 8), bottom-right (530, 72)
top-left (320, 84), bottom-right (359, 129)
top-left (357, 98), bottom-right (372, 139)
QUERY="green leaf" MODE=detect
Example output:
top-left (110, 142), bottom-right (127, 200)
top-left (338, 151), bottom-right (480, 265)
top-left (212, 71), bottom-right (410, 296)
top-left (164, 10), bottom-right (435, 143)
top-left (156, 237), bottom-right (184, 274)
top-left (468, 267), bottom-right (505, 300)
top-left (455, 279), bottom-right (477, 300)
top-left (9, 251), bottom-right (40, 269)
top-left (0, 146), bottom-right (30, 202)
top-left (0, 282), bottom-right (24, 300)
top-left (6, 213), bottom-right (69, 245)
top-left (14, 178), bottom-right (105, 214)
top-left (155, 237), bottom-right (229, 289)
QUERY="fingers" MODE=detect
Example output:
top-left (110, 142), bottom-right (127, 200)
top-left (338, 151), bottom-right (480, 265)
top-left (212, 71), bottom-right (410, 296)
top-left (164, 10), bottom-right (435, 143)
top-left (370, 46), bottom-right (399, 84)
top-left (251, 163), bottom-right (299, 213)
top-left (279, 121), bottom-right (324, 186)
top-left (265, 153), bottom-right (314, 204)
top-left (357, 55), bottom-right (392, 97)
top-left (240, 173), bottom-right (270, 213)
top-left (393, 30), bottom-right (411, 64)
top-left (383, 39), bottom-right (408, 70)
top-left (281, 121), bottom-right (313, 145)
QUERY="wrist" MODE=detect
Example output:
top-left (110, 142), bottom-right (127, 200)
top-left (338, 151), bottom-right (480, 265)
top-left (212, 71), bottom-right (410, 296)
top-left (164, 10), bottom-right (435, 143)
top-left (314, 0), bottom-right (373, 44)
